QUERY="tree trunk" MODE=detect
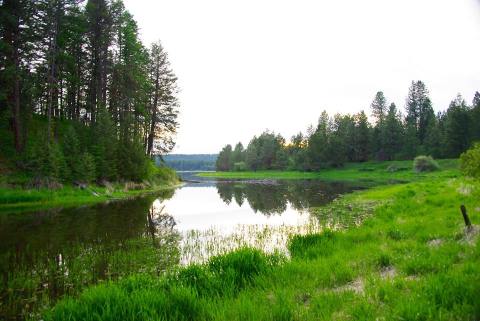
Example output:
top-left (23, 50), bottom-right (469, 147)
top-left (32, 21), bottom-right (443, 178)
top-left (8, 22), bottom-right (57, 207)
top-left (4, 0), bottom-right (23, 153)
top-left (147, 70), bottom-right (160, 155)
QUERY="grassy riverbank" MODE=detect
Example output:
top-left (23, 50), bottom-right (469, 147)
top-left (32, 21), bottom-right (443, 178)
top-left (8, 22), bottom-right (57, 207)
top-left (0, 167), bottom-right (180, 214)
top-left (43, 173), bottom-right (480, 320)
top-left (199, 159), bottom-right (459, 183)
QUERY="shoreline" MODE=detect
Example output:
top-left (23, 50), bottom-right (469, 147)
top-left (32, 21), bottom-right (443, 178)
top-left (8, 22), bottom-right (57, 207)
top-left (0, 182), bottom-right (183, 215)
top-left (43, 174), bottom-right (480, 320)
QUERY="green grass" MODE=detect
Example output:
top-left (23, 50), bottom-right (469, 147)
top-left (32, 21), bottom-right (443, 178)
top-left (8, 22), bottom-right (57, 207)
top-left (0, 184), bottom-right (179, 214)
top-left (198, 159), bottom-right (459, 183)
top-left (0, 166), bottom-right (181, 214)
top-left (42, 174), bottom-right (480, 321)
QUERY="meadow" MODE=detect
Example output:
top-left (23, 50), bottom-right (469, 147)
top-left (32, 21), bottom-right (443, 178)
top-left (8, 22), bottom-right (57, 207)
top-left (199, 159), bottom-right (459, 183)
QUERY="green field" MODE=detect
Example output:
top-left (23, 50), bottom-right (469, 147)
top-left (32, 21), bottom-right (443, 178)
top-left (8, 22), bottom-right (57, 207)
top-left (198, 159), bottom-right (459, 183)
top-left (42, 162), bottom-right (480, 321)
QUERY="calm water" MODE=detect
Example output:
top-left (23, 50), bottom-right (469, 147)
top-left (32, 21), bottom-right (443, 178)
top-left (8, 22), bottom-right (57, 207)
top-left (0, 173), bottom-right (361, 320)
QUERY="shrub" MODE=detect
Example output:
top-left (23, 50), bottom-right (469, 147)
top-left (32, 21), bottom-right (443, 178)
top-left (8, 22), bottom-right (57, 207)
top-left (460, 143), bottom-right (480, 179)
top-left (413, 155), bottom-right (440, 172)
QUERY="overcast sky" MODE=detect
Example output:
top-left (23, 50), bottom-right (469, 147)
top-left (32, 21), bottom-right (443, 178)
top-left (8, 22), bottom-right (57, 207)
top-left (123, 0), bottom-right (480, 154)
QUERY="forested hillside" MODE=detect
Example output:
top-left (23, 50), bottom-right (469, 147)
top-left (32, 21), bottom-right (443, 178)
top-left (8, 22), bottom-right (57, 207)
top-left (0, 0), bottom-right (179, 184)
top-left (160, 154), bottom-right (217, 171)
top-left (217, 81), bottom-right (480, 171)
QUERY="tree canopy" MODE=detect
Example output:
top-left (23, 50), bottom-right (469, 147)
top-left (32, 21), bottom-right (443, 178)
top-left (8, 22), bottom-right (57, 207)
top-left (0, 0), bottom-right (179, 183)
top-left (216, 82), bottom-right (479, 171)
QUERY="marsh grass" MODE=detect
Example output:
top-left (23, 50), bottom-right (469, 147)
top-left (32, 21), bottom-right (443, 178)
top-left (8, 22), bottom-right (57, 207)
top-left (179, 197), bottom-right (377, 264)
top-left (42, 175), bottom-right (480, 321)
top-left (1, 227), bottom-right (181, 320)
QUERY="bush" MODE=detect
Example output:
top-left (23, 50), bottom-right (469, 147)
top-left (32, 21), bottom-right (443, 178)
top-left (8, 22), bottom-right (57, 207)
top-left (413, 155), bottom-right (440, 172)
top-left (460, 143), bottom-right (480, 179)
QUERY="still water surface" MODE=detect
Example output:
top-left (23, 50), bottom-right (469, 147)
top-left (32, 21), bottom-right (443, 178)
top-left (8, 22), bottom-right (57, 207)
top-left (0, 173), bottom-right (361, 320)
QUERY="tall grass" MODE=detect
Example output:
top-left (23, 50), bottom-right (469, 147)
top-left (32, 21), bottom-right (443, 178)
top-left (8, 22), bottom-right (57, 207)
top-left (43, 248), bottom-right (281, 321)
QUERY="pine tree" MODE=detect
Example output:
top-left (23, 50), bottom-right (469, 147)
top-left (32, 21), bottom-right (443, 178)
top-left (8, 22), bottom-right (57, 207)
top-left (444, 94), bottom-right (471, 157)
top-left (245, 139), bottom-right (260, 171)
top-left (405, 80), bottom-right (434, 146)
top-left (383, 103), bottom-right (404, 160)
top-left (0, 0), bottom-right (38, 152)
top-left (471, 91), bottom-right (480, 142)
top-left (354, 111), bottom-right (370, 162)
top-left (216, 144), bottom-right (233, 171)
top-left (232, 142), bottom-right (245, 164)
top-left (307, 111), bottom-right (330, 170)
top-left (146, 41), bottom-right (179, 156)
top-left (423, 115), bottom-right (442, 158)
top-left (92, 107), bottom-right (117, 181)
top-left (62, 126), bottom-right (82, 181)
top-left (370, 91), bottom-right (387, 125)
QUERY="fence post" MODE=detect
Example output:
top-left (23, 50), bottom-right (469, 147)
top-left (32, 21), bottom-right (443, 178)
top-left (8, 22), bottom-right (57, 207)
top-left (460, 205), bottom-right (472, 230)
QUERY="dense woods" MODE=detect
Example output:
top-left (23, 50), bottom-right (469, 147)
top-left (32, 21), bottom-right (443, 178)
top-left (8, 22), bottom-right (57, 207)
top-left (217, 81), bottom-right (480, 171)
top-left (0, 0), bottom-right (179, 183)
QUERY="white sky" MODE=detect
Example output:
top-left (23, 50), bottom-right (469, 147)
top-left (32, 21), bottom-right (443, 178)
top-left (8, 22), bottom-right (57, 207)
top-left (123, 0), bottom-right (480, 154)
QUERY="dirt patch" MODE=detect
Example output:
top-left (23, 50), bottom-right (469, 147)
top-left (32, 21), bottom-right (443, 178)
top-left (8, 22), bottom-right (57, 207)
top-left (462, 225), bottom-right (479, 245)
top-left (427, 238), bottom-right (443, 247)
top-left (380, 266), bottom-right (397, 279)
top-left (296, 292), bottom-right (311, 306)
top-left (405, 275), bottom-right (419, 281)
top-left (457, 183), bottom-right (474, 196)
top-left (333, 278), bottom-right (364, 294)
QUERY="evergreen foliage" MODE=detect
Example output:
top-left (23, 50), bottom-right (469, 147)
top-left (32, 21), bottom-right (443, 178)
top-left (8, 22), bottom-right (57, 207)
top-left (216, 82), bottom-right (479, 171)
top-left (0, 0), bottom-right (180, 184)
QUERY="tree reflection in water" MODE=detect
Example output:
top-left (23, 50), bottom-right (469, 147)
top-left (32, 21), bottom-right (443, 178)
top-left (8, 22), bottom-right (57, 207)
top-left (0, 191), bottom-right (180, 321)
top-left (215, 180), bottom-right (359, 216)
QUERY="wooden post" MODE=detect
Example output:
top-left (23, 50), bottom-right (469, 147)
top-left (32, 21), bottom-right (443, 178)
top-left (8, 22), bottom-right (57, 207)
top-left (460, 205), bottom-right (472, 229)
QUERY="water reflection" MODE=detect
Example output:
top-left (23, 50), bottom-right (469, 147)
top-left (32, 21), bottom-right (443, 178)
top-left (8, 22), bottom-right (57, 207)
top-left (0, 178), bottom-right (363, 320)
top-left (215, 180), bottom-right (357, 215)
top-left (0, 190), bottom-right (180, 321)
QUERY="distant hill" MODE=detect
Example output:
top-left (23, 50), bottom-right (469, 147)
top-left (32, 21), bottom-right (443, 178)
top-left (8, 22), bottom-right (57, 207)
top-left (157, 154), bottom-right (218, 171)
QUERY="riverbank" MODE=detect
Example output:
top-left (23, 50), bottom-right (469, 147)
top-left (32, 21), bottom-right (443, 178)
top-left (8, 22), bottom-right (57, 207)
top-left (42, 173), bottom-right (480, 320)
top-left (198, 159), bottom-right (459, 183)
top-left (0, 167), bottom-right (181, 214)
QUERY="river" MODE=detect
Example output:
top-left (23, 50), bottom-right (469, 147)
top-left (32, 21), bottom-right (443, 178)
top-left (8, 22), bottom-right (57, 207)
top-left (0, 173), bottom-right (362, 320)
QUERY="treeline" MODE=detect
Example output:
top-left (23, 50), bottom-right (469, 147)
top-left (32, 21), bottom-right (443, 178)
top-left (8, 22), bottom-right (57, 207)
top-left (217, 81), bottom-right (480, 171)
top-left (160, 154), bottom-right (217, 171)
top-left (0, 0), bottom-right (179, 183)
